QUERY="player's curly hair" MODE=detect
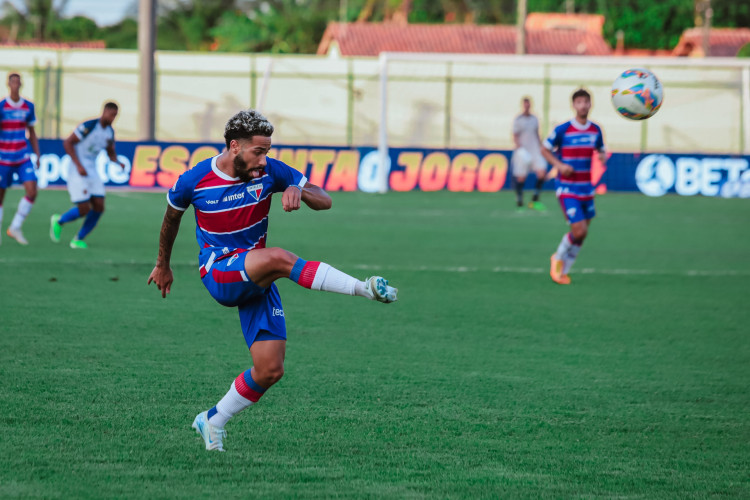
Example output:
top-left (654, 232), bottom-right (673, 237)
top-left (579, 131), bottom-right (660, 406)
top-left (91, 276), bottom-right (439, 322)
top-left (224, 109), bottom-right (274, 148)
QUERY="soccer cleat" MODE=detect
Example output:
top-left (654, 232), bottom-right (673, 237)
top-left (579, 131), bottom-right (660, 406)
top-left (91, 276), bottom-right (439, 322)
top-left (6, 226), bottom-right (28, 245)
top-left (70, 237), bottom-right (88, 249)
top-left (550, 254), bottom-right (569, 285)
top-left (366, 276), bottom-right (398, 303)
top-left (529, 201), bottom-right (547, 212)
top-left (50, 214), bottom-right (62, 243)
top-left (192, 411), bottom-right (227, 451)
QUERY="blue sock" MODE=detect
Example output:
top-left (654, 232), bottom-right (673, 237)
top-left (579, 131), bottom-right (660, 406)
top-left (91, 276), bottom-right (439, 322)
top-left (58, 206), bottom-right (81, 225)
top-left (77, 211), bottom-right (102, 240)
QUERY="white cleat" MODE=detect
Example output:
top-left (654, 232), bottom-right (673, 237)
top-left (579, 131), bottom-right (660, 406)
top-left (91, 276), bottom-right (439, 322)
top-left (192, 411), bottom-right (227, 451)
top-left (366, 276), bottom-right (398, 303)
top-left (6, 226), bottom-right (28, 245)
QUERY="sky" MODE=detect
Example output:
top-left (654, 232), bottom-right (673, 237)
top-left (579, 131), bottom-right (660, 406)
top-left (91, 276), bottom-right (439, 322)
top-left (6, 0), bottom-right (135, 27)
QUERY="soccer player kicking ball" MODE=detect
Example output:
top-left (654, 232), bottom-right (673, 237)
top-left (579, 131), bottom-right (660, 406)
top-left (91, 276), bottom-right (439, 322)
top-left (541, 89), bottom-right (606, 285)
top-left (147, 110), bottom-right (397, 452)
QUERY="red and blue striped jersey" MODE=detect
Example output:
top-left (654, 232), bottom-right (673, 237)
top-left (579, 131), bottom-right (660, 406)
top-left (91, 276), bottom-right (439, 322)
top-left (167, 155), bottom-right (307, 262)
top-left (543, 119), bottom-right (605, 199)
top-left (0, 97), bottom-right (36, 167)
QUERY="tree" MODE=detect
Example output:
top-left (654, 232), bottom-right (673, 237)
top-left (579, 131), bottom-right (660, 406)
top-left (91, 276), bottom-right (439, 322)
top-left (156, 0), bottom-right (244, 51)
top-left (0, 0), bottom-right (71, 41)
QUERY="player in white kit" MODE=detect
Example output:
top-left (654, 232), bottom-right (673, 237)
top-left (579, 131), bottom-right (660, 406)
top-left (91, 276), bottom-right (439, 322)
top-left (511, 97), bottom-right (548, 212)
top-left (50, 102), bottom-right (124, 249)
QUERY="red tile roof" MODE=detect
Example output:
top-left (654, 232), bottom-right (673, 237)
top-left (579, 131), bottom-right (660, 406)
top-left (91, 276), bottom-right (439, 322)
top-left (0, 40), bottom-right (106, 49)
top-left (318, 22), bottom-right (612, 57)
top-left (672, 28), bottom-right (750, 57)
top-left (525, 13), bottom-right (605, 34)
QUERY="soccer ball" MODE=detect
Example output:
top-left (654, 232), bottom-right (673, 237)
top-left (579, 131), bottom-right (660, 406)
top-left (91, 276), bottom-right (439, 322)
top-left (611, 68), bottom-right (663, 120)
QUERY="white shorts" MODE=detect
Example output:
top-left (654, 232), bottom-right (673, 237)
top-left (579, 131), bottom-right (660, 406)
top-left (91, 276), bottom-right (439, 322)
top-left (511, 148), bottom-right (547, 178)
top-left (67, 164), bottom-right (105, 203)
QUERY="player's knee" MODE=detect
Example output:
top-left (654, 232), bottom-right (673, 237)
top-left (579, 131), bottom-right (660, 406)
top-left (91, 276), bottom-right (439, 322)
top-left (91, 197), bottom-right (105, 213)
top-left (78, 204), bottom-right (91, 216)
top-left (256, 363), bottom-right (284, 385)
top-left (266, 247), bottom-right (296, 269)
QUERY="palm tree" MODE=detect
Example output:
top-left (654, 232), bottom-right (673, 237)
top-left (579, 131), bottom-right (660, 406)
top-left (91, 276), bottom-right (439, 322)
top-left (1, 0), bottom-right (70, 41)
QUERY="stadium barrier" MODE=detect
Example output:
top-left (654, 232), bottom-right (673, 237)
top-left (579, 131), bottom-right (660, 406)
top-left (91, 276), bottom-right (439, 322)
top-left (27, 139), bottom-right (750, 198)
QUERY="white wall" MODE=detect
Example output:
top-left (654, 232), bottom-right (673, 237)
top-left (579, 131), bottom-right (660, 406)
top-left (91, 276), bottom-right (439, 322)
top-left (1, 47), bottom-right (747, 153)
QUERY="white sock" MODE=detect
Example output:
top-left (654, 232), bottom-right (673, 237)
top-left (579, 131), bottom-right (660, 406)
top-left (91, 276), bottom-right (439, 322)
top-left (209, 380), bottom-right (254, 428)
top-left (555, 232), bottom-right (574, 260)
top-left (292, 260), bottom-right (373, 299)
top-left (562, 244), bottom-right (581, 275)
top-left (10, 197), bottom-right (33, 230)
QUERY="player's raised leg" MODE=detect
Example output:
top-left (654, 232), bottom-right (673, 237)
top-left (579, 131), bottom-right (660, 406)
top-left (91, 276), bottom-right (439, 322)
top-left (194, 339), bottom-right (285, 451)
top-left (242, 247), bottom-right (397, 303)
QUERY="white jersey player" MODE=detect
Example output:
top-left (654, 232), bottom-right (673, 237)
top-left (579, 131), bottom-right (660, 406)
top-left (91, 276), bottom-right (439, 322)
top-left (511, 97), bottom-right (548, 211)
top-left (50, 102), bottom-right (124, 249)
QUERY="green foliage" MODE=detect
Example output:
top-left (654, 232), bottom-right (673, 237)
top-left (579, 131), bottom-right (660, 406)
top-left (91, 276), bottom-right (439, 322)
top-left (1, 0), bottom-right (748, 52)
top-left (212, 1), bottom-right (334, 53)
top-left (49, 15), bottom-right (98, 42)
top-left (526, 0), bottom-right (750, 50)
top-left (100, 19), bottom-right (139, 50)
top-left (738, 43), bottom-right (750, 58)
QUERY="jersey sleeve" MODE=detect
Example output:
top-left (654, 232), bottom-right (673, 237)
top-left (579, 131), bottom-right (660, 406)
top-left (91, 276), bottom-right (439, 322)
top-left (595, 126), bottom-right (605, 151)
top-left (166, 171), bottom-right (193, 211)
top-left (25, 101), bottom-right (37, 127)
top-left (74, 119), bottom-right (97, 140)
top-left (268, 158), bottom-right (308, 193)
top-left (512, 117), bottom-right (522, 135)
top-left (543, 125), bottom-right (562, 151)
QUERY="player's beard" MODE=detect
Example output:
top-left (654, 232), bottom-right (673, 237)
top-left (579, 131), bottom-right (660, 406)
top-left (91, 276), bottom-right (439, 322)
top-left (233, 155), bottom-right (253, 183)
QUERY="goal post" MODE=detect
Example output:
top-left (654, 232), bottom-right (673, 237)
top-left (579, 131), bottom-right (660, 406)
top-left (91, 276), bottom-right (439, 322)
top-left (376, 51), bottom-right (750, 193)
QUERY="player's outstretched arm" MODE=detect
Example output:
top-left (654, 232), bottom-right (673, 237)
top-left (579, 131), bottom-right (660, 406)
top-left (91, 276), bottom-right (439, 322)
top-left (147, 205), bottom-right (185, 298)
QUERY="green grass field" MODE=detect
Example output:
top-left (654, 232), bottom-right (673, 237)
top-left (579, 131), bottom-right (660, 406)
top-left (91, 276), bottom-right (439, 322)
top-left (1, 188), bottom-right (749, 499)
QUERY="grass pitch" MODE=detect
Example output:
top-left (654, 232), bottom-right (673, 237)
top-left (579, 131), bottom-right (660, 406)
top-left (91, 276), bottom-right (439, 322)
top-left (1, 188), bottom-right (748, 498)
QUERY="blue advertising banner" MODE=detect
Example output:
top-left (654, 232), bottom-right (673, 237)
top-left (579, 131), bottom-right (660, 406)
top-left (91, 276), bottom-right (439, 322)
top-left (25, 139), bottom-right (750, 198)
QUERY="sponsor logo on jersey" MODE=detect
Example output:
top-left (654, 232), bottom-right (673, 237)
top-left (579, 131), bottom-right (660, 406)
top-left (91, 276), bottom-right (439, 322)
top-left (205, 199), bottom-right (218, 204)
top-left (222, 192), bottom-right (244, 203)
top-left (272, 307), bottom-right (284, 317)
top-left (247, 183), bottom-right (263, 201)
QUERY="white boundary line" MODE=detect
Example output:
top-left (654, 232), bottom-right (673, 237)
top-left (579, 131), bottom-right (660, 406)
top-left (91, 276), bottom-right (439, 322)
top-left (0, 259), bottom-right (746, 277)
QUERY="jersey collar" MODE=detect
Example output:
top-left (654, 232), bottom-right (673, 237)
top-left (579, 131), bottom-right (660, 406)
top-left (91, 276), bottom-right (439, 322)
top-left (211, 155), bottom-right (239, 181)
top-left (4, 96), bottom-right (25, 108)
top-left (569, 119), bottom-right (591, 131)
